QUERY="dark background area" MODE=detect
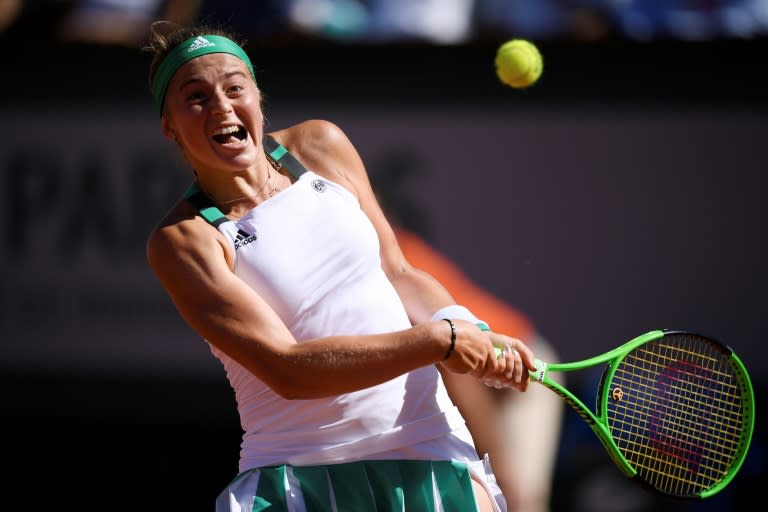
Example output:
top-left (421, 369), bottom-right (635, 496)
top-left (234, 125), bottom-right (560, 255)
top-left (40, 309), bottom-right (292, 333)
top-left (1, 1), bottom-right (766, 510)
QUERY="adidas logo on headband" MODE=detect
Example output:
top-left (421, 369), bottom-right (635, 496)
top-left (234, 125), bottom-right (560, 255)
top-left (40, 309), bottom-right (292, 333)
top-left (187, 36), bottom-right (215, 52)
top-left (152, 34), bottom-right (254, 114)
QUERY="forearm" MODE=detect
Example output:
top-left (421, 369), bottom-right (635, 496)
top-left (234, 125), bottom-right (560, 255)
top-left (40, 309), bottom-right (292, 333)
top-left (389, 266), bottom-right (489, 334)
top-left (223, 322), bottom-right (451, 399)
top-left (388, 265), bottom-right (457, 325)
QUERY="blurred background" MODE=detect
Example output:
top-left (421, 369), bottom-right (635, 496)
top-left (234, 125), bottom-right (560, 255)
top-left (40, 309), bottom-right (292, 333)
top-left (0, 0), bottom-right (765, 510)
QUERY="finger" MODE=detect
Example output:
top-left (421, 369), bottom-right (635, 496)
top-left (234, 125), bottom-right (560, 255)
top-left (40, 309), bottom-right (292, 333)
top-left (503, 344), bottom-right (514, 380)
top-left (510, 347), bottom-right (524, 383)
top-left (497, 344), bottom-right (519, 384)
top-left (516, 342), bottom-right (537, 371)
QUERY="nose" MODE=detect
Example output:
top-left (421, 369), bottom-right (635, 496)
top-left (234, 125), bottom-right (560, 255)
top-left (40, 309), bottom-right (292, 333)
top-left (210, 90), bottom-right (233, 114)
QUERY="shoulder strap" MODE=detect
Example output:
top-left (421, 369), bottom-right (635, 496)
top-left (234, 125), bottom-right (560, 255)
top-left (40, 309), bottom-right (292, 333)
top-left (262, 134), bottom-right (309, 179)
top-left (183, 183), bottom-right (228, 227)
top-left (183, 135), bottom-right (308, 227)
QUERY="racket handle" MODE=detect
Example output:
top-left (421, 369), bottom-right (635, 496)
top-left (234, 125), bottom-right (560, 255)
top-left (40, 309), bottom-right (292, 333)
top-left (529, 358), bottom-right (546, 382)
top-left (479, 324), bottom-right (508, 360)
top-left (480, 324), bottom-right (547, 380)
top-left (488, 332), bottom-right (546, 382)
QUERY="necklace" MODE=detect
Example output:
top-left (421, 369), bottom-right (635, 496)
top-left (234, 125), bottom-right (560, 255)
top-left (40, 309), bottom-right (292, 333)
top-left (216, 158), bottom-right (282, 206)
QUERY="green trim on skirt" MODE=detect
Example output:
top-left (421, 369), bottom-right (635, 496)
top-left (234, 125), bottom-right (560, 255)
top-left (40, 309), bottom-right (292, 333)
top-left (251, 459), bottom-right (478, 511)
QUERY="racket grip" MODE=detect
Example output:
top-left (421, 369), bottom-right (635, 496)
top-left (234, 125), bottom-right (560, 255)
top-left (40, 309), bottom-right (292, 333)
top-left (490, 336), bottom-right (546, 382)
top-left (478, 323), bottom-right (508, 360)
top-left (529, 358), bottom-right (546, 382)
top-left (481, 324), bottom-right (547, 379)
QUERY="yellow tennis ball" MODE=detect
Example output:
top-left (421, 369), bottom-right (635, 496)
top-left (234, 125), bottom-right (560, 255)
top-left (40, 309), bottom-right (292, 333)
top-left (495, 39), bottom-right (543, 89)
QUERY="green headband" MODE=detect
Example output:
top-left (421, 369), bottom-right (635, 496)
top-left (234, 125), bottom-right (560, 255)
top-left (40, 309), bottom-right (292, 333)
top-left (151, 35), bottom-right (255, 115)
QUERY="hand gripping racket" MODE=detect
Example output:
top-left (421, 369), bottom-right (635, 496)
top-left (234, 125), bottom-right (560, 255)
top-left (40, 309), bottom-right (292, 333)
top-left (508, 329), bottom-right (755, 499)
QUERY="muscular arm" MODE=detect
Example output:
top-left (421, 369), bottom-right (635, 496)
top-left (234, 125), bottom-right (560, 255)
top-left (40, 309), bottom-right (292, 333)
top-left (147, 120), bottom-right (526, 401)
top-left (147, 207), bottom-right (451, 399)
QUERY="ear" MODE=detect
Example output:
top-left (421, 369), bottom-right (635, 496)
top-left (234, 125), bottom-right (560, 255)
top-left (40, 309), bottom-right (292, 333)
top-left (161, 117), bottom-right (176, 141)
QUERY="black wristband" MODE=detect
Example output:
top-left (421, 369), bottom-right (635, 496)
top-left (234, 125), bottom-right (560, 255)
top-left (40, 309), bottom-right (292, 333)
top-left (442, 318), bottom-right (456, 360)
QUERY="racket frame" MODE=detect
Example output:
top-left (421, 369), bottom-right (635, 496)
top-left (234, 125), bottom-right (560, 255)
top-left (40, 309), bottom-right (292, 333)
top-left (529, 328), bottom-right (755, 499)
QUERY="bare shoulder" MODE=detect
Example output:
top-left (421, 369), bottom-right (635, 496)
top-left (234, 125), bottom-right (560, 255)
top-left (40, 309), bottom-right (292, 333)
top-left (146, 201), bottom-right (232, 280)
top-left (270, 119), bottom-right (349, 150)
top-left (267, 119), bottom-right (365, 187)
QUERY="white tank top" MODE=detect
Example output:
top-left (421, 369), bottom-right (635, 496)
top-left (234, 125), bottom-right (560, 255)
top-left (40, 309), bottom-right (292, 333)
top-left (205, 170), bottom-right (476, 472)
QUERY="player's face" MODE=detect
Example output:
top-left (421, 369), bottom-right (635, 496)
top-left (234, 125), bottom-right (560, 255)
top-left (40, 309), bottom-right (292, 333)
top-left (162, 53), bottom-right (263, 173)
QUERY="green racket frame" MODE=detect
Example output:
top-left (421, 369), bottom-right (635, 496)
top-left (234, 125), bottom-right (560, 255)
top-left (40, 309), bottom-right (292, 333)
top-left (526, 329), bottom-right (755, 499)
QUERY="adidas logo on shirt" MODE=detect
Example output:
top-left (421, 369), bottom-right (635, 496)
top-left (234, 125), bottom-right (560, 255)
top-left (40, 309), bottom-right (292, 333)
top-left (187, 36), bottom-right (215, 52)
top-left (234, 228), bottom-right (258, 250)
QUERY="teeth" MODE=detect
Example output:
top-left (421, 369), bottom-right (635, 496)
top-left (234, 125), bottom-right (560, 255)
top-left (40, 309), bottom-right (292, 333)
top-left (212, 125), bottom-right (241, 136)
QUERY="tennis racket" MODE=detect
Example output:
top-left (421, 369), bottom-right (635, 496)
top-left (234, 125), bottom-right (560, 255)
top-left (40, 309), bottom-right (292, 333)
top-left (504, 329), bottom-right (755, 499)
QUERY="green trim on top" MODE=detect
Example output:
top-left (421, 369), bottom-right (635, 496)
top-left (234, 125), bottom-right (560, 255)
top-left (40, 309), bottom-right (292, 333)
top-left (268, 144), bottom-right (288, 161)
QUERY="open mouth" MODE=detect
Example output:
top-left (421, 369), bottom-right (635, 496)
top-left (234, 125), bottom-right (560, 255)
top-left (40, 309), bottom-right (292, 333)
top-left (212, 125), bottom-right (247, 144)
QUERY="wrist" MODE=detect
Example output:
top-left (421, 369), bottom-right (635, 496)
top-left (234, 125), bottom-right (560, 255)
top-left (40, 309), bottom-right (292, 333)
top-left (442, 318), bottom-right (457, 360)
top-left (431, 305), bottom-right (489, 331)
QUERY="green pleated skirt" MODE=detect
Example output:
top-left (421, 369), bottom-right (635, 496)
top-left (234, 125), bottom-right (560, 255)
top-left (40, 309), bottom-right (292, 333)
top-left (216, 459), bottom-right (499, 511)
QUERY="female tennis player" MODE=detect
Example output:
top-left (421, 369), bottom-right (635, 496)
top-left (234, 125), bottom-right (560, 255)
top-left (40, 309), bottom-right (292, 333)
top-left (143, 20), bottom-right (536, 512)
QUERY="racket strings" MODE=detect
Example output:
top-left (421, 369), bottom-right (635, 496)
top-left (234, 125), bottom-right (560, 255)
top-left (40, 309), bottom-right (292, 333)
top-left (606, 334), bottom-right (747, 497)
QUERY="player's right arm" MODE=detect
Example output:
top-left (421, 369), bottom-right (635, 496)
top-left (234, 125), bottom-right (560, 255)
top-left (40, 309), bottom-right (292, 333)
top-left (146, 204), bottom-right (476, 398)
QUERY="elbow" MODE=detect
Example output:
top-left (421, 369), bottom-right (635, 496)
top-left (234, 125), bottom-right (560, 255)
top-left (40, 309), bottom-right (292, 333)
top-left (261, 370), bottom-right (319, 400)
top-left (257, 370), bottom-right (302, 399)
top-left (265, 373), bottom-right (342, 400)
top-left (231, 346), bottom-right (338, 400)
top-left (271, 382), bottom-right (308, 400)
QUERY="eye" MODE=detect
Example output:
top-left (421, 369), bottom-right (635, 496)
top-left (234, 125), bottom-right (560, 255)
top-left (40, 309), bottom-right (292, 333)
top-left (185, 89), bottom-right (208, 103)
top-left (227, 84), bottom-right (244, 95)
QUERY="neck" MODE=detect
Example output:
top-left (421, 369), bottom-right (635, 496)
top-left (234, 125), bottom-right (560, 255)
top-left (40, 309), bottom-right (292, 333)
top-left (203, 155), bottom-right (282, 207)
